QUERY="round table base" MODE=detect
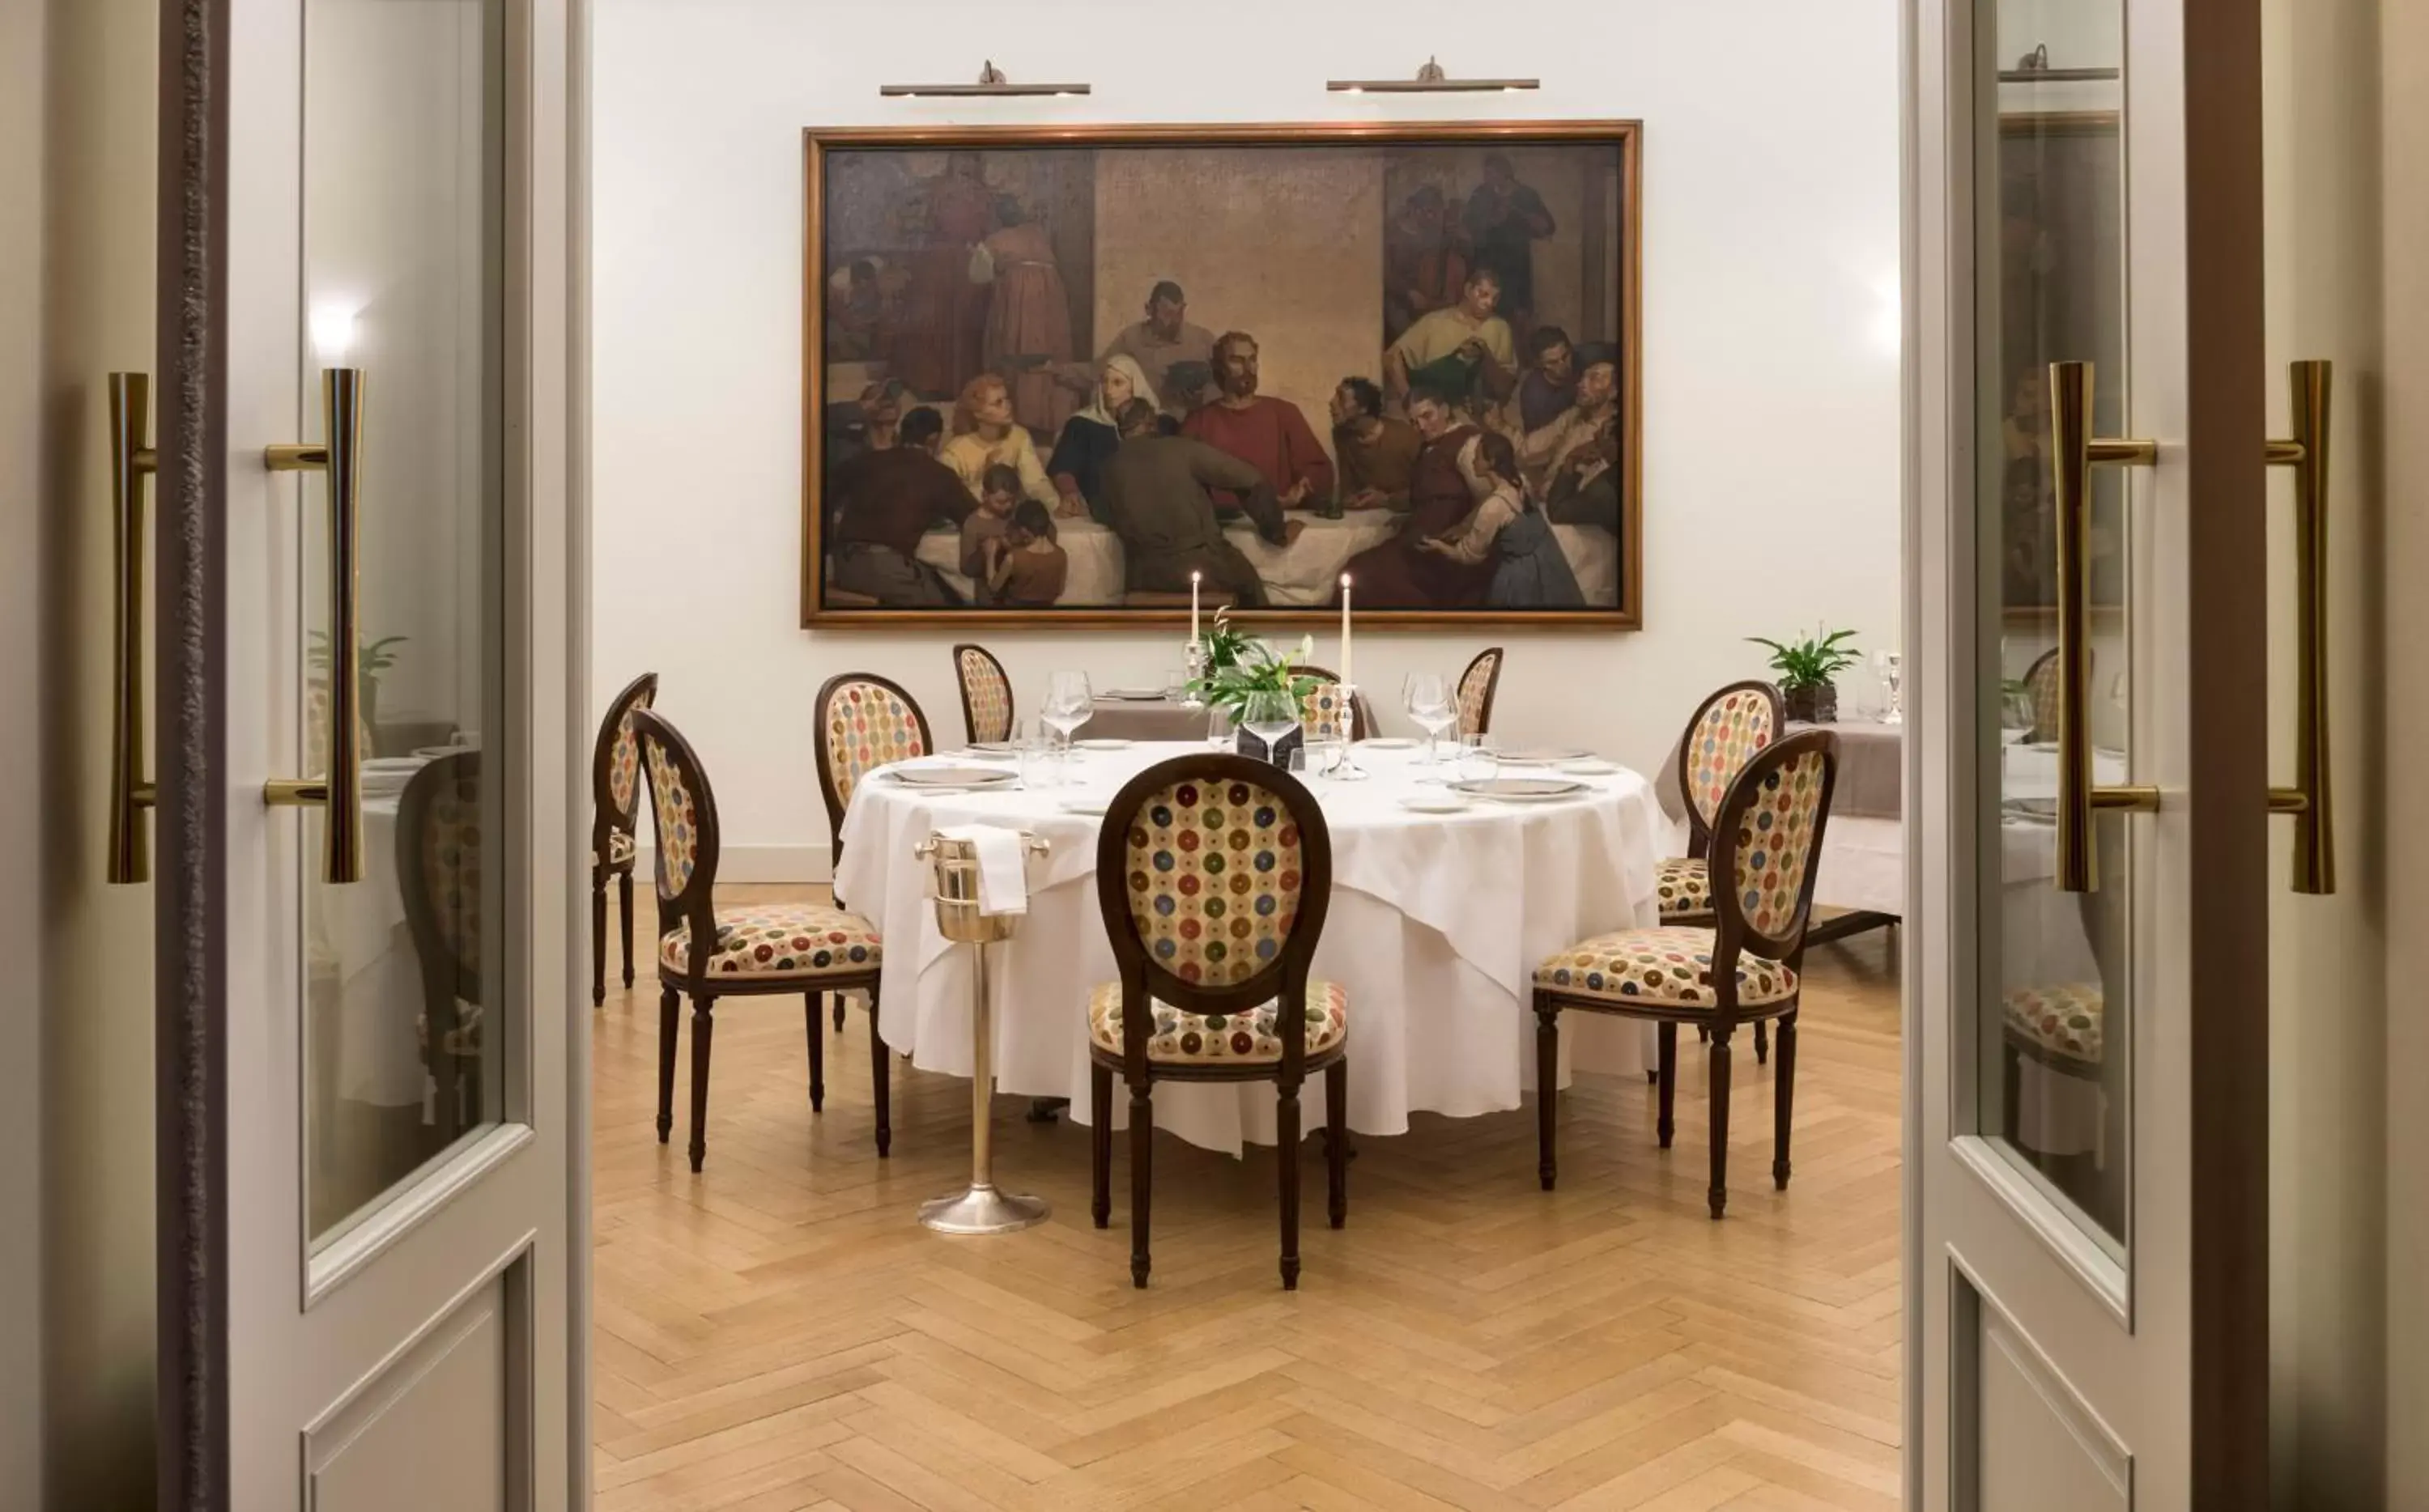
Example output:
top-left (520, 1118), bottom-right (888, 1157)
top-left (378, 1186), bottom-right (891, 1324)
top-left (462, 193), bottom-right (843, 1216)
top-left (918, 1183), bottom-right (1050, 1235)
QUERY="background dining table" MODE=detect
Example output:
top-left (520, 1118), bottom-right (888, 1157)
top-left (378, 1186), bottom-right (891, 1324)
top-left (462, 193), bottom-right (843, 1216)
top-left (1082, 690), bottom-right (1381, 743)
top-left (834, 740), bottom-right (1666, 1153)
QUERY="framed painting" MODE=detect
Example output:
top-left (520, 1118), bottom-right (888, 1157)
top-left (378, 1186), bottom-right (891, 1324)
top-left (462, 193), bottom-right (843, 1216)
top-left (802, 121), bottom-right (1642, 626)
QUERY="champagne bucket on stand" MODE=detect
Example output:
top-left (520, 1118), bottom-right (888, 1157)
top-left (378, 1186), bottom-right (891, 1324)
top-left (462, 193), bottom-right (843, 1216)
top-left (912, 830), bottom-right (1052, 1234)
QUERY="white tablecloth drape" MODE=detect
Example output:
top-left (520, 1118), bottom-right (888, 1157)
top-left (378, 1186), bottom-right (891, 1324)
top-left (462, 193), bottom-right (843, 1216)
top-left (834, 741), bottom-right (1666, 1153)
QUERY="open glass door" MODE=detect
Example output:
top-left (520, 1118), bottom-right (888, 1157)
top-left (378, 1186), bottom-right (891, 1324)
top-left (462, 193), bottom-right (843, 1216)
top-left (1908, 0), bottom-right (2273, 1504)
top-left (154, 0), bottom-right (582, 1503)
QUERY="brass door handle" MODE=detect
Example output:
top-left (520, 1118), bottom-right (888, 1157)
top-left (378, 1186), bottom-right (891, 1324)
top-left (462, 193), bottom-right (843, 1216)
top-left (262, 368), bottom-right (367, 885)
top-left (106, 373), bottom-right (158, 885)
top-left (2047, 362), bottom-right (2161, 894)
top-left (2265, 360), bottom-right (2333, 894)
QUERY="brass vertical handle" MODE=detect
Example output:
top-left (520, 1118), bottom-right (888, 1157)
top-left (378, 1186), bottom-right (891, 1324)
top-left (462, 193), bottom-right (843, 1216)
top-left (2048, 362), bottom-right (2160, 893)
top-left (262, 368), bottom-right (367, 885)
top-left (2265, 360), bottom-right (2334, 894)
top-left (106, 373), bottom-right (159, 885)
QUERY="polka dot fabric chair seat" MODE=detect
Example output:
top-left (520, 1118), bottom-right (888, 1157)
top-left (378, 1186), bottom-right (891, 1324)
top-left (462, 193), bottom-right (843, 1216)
top-left (1088, 979), bottom-right (1348, 1064)
top-left (1653, 856), bottom-right (1712, 920)
top-left (1537, 927), bottom-right (1797, 1009)
top-left (659, 902), bottom-right (883, 981)
top-left (2002, 983), bottom-right (2104, 1068)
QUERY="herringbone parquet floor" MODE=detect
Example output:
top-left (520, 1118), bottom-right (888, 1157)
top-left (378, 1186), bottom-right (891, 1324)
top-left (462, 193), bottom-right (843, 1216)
top-left (593, 887), bottom-right (1903, 1511)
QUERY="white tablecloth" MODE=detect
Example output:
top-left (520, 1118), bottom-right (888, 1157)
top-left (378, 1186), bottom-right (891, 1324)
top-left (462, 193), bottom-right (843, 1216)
top-left (833, 741), bottom-right (1666, 1153)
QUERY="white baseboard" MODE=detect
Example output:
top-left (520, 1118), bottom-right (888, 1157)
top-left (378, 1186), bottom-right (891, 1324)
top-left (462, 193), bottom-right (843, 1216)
top-left (634, 843), bottom-right (830, 885)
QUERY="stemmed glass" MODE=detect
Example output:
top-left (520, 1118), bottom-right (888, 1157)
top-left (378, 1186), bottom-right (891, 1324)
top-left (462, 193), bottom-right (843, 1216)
top-left (1240, 688), bottom-right (1300, 764)
top-left (1875, 650), bottom-right (1904, 724)
top-left (1041, 672), bottom-right (1093, 757)
top-left (1405, 673), bottom-right (1457, 764)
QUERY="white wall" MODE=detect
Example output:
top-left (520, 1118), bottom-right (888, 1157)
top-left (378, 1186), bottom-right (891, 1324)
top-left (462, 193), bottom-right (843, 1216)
top-left (592, 0), bottom-right (1904, 874)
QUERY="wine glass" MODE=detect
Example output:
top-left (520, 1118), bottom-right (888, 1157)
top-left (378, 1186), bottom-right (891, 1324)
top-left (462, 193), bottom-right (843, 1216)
top-left (1041, 671), bottom-right (1093, 754)
top-left (1240, 688), bottom-right (1300, 762)
top-left (1405, 673), bottom-right (1456, 763)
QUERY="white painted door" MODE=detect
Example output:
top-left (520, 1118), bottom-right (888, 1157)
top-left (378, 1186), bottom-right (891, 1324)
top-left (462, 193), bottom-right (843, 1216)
top-left (192, 0), bottom-right (581, 1505)
top-left (1908, 0), bottom-right (2276, 1505)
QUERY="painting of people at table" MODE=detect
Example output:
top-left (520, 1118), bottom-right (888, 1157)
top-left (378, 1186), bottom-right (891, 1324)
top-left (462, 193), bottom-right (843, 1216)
top-left (806, 127), bottom-right (1640, 623)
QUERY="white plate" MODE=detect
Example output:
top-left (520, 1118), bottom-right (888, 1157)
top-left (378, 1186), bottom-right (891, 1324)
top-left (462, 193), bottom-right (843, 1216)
top-left (1397, 796), bottom-right (1470, 815)
top-left (890, 766), bottom-right (1019, 788)
top-left (1496, 747), bottom-right (1593, 766)
top-left (1449, 776), bottom-right (1589, 803)
top-left (1357, 737), bottom-right (1417, 750)
top-left (1074, 737), bottom-right (1132, 750)
top-left (1057, 796), bottom-right (1109, 815)
top-left (1099, 690), bottom-right (1166, 702)
top-left (962, 746), bottom-right (1017, 760)
top-left (1556, 758), bottom-right (1619, 775)
top-left (366, 755), bottom-right (428, 771)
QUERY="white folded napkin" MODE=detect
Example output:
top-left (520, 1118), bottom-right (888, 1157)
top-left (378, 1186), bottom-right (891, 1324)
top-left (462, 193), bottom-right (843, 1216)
top-left (934, 823), bottom-right (1030, 916)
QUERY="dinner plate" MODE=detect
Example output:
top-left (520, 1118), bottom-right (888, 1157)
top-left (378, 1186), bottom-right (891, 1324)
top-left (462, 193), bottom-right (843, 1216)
top-left (1496, 747), bottom-right (1593, 766)
top-left (1074, 737), bottom-right (1132, 750)
top-left (1397, 795), bottom-right (1470, 815)
top-left (1100, 690), bottom-right (1167, 702)
top-left (410, 745), bottom-right (459, 761)
top-left (968, 741), bottom-right (1019, 755)
top-left (890, 766), bottom-right (1019, 789)
top-left (1057, 796), bottom-right (1109, 816)
top-left (1356, 737), bottom-right (1417, 750)
top-left (1449, 776), bottom-right (1589, 803)
top-left (366, 755), bottom-right (428, 772)
top-left (1556, 758), bottom-right (1620, 775)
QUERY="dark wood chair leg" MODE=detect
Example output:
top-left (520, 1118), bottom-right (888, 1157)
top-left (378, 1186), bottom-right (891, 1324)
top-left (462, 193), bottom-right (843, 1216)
top-left (870, 988), bottom-right (891, 1157)
top-left (1772, 1011), bottom-right (1797, 1190)
top-left (654, 987), bottom-right (679, 1142)
top-left (1707, 1025), bottom-right (1733, 1219)
top-left (1325, 1059), bottom-right (1348, 1230)
top-left (1754, 1018), bottom-right (1770, 1066)
top-left (589, 868), bottom-right (607, 1007)
top-left (1129, 1083), bottom-right (1154, 1288)
top-left (1277, 1080), bottom-right (1304, 1290)
top-left (1535, 1000), bottom-right (1560, 1191)
top-left (1090, 1064), bottom-right (1112, 1227)
top-left (832, 994), bottom-right (846, 1034)
top-left (618, 870), bottom-right (636, 987)
top-left (1657, 1021), bottom-right (1678, 1149)
top-left (803, 995), bottom-right (826, 1112)
top-left (687, 995), bottom-right (717, 1173)
top-left (2001, 1038), bottom-right (2023, 1145)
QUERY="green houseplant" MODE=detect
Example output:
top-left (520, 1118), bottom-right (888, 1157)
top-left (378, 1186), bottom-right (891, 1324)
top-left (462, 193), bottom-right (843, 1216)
top-left (307, 631), bottom-right (407, 744)
top-left (1749, 626), bottom-right (1860, 723)
top-left (1185, 610), bottom-right (1318, 762)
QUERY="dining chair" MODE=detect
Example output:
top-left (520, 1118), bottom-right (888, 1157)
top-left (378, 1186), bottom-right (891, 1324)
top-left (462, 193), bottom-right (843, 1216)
top-left (590, 671), bottom-right (657, 1007)
top-left (814, 671), bottom-right (933, 1030)
top-left (951, 643), bottom-right (1015, 745)
top-left (2001, 982), bottom-right (2121, 1216)
top-left (634, 708), bottom-right (891, 1171)
top-left (1664, 680), bottom-right (1785, 1063)
top-left (1533, 728), bottom-right (1838, 1219)
top-left (1455, 647), bottom-right (1504, 737)
top-left (1090, 753), bottom-right (1347, 1289)
top-left (397, 750), bottom-right (483, 1145)
top-left (1295, 665), bottom-right (1368, 743)
top-left (2023, 645), bottom-right (2064, 741)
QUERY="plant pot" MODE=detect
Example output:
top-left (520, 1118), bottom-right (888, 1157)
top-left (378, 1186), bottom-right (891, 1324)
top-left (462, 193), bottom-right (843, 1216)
top-left (1235, 724), bottom-right (1304, 767)
top-left (1781, 681), bottom-right (1838, 724)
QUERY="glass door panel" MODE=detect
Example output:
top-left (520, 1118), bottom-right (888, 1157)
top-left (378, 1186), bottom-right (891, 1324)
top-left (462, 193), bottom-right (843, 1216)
top-left (300, 0), bottom-right (508, 1248)
top-left (1972, 0), bottom-right (2131, 1248)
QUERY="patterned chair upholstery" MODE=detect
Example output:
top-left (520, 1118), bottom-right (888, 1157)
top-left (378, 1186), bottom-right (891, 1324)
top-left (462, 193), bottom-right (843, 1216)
top-left (1533, 730), bottom-right (1839, 1219)
top-left (398, 751), bottom-right (484, 1142)
top-left (634, 707), bottom-right (891, 1172)
top-left (1659, 682), bottom-right (1784, 926)
top-left (1456, 647), bottom-right (1504, 737)
top-left (1295, 665), bottom-right (1365, 743)
top-left (2023, 646), bottom-right (2065, 743)
top-left (1090, 754), bottom-right (1347, 1289)
top-left (589, 671), bottom-right (657, 1005)
top-left (814, 673), bottom-right (934, 882)
top-left (952, 643), bottom-right (1015, 745)
top-left (2003, 983), bottom-right (2104, 1067)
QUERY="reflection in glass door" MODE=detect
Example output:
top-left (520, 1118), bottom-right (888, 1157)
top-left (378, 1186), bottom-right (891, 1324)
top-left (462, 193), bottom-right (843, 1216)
top-left (1973, 0), bottom-right (2131, 1247)
top-left (300, 0), bottom-right (507, 1247)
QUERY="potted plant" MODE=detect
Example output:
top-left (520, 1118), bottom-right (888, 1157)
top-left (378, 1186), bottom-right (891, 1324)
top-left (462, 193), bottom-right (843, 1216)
top-left (1185, 612), bottom-right (1318, 765)
top-left (1749, 626), bottom-right (1860, 723)
top-left (308, 631), bottom-right (408, 748)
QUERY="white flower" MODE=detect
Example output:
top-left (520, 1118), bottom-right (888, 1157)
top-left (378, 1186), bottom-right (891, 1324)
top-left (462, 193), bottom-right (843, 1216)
top-left (1293, 634), bottom-right (1315, 665)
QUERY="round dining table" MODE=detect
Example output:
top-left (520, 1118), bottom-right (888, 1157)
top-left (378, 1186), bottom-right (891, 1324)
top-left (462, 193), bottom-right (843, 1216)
top-left (833, 740), bottom-right (1666, 1154)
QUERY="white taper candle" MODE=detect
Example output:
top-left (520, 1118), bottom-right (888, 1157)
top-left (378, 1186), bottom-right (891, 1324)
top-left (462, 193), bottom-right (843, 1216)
top-left (1338, 574), bottom-right (1353, 693)
top-left (1190, 571), bottom-right (1201, 643)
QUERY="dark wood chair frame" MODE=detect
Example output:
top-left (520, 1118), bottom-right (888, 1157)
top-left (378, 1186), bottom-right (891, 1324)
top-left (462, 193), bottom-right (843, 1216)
top-left (398, 750), bottom-right (483, 1146)
top-left (633, 708), bottom-right (890, 1172)
top-left (1457, 646), bottom-right (1505, 737)
top-left (1090, 753), bottom-right (1346, 1290)
top-left (812, 669), bottom-right (933, 1032)
top-left (950, 642), bottom-right (1014, 745)
top-left (590, 671), bottom-right (657, 1007)
top-left (1536, 728), bottom-right (1840, 1219)
top-left (1672, 680), bottom-right (1788, 1067)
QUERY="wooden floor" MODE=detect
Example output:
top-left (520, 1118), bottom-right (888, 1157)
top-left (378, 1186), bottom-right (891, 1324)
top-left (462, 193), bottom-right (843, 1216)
top-left (593, 886), bottom-right (1904, 1511)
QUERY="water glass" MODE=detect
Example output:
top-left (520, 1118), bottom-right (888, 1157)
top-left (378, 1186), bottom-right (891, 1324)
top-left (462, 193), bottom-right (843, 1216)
top-left (1305, 736), bottom-right (1346, 779)
top-left (1205, 703), bottom-right (1236, 750)
top-left (1016, 730), bottom-right (1060, 789)
top-left (1454, 733), bottom-right (1499, 785)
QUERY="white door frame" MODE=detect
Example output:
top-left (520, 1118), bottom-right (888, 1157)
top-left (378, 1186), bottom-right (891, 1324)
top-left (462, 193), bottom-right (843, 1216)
top-left (1900, 0), bottom-right (2272, 1503)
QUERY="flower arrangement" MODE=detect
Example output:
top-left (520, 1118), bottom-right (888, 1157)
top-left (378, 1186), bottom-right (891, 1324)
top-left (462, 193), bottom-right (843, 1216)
top-left (1185, 608), bottom-right (1318, 719)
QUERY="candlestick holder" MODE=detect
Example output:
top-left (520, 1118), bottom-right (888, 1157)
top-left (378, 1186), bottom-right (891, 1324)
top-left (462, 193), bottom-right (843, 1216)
top-left (1181, 638), bottom-right (1206, 708)
top-left (1329, 684), bottom-right (1372, 781)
